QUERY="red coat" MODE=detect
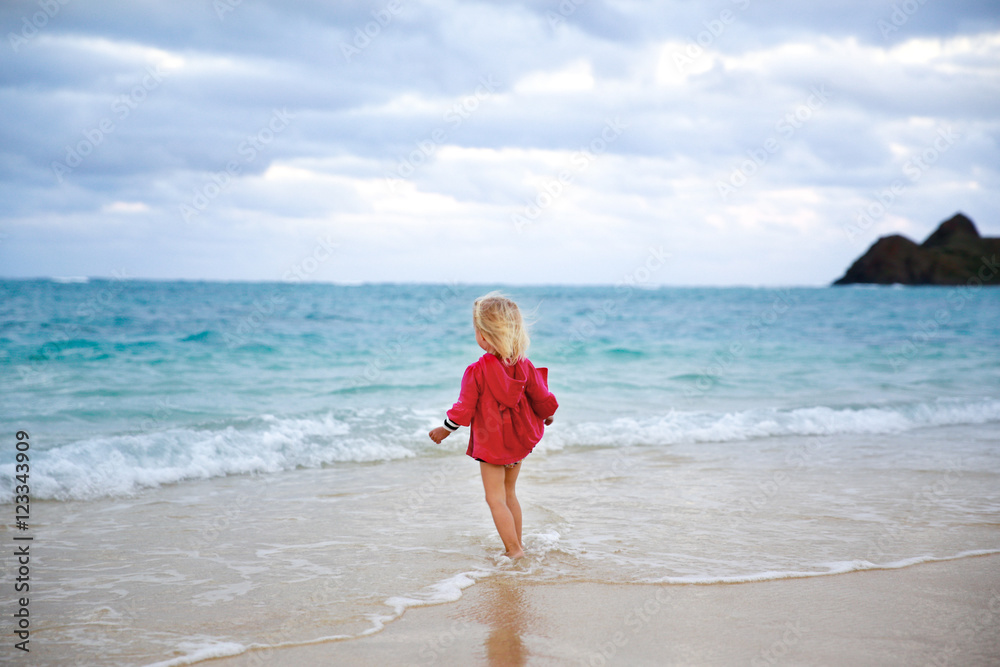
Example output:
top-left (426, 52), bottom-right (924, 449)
top-left (446, 353), bottom-right (558, 465)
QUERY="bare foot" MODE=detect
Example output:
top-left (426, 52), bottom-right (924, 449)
top-left (505, 548), bottom-right (524, 560)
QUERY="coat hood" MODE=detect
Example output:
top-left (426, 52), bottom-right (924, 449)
top-left (480, 353), bottom-right (526, 409)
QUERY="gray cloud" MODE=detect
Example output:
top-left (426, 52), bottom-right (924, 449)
top-left (1, 0), bottom-right (998, 284)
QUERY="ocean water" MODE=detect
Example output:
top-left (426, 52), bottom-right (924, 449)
top-left (1, 279), bottom-right (999, 665)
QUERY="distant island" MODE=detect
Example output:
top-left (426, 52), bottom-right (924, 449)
top-left (833, 213), bottom-right (1000, 286)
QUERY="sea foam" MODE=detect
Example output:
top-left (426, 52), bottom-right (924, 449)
top-left (1, 413), bottom-right (413, 502)
top-left (542, 397), bottom-right (1000, 450)
top-left (647, 549), bottom-right (1000, 585)
top-left (3, 397), bottom-right (998, 502)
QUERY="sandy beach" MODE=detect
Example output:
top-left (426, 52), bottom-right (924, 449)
top-left (205, 553), bottom-right (1000, 666)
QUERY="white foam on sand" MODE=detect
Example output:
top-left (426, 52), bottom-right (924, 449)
top-left (142, 546), bottom-right (1000, 667)
top-left (142, 531), bottom-right (568, 666)
top-left (648, 549), bottom-right (1000, 585)
top-left (143, 640), bottom-right (246, 667)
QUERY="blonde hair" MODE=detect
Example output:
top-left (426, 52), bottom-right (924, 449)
top-left (473, 291), bottom-right (530, 364)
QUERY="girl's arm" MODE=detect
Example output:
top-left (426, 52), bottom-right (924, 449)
top-left (429, 363), bottom-right (481, 443)
top-left (446, 363), bottom-right (481, 426)
top-left (525, 363), bottom-right (558, 420)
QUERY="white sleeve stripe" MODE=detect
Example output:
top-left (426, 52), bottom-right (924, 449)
top-left (443, 418), bottom-right (460, 431)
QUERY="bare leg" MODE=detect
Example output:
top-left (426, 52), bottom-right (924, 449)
top-left (480, 462), bottom-right (524, 559)
top-left (504, 462), bottom-right (522, 547)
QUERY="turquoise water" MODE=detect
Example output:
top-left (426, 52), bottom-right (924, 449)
top-left (2, 280), bottom-right (998, 499)
top-left (2, 280), bottom-right (999, 665)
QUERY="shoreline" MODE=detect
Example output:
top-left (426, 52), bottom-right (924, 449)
top-left (202, 553), bottom-right (1000, 667)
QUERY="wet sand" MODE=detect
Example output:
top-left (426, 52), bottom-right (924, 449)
top-left (206, 553), bottom-right (1000, 666)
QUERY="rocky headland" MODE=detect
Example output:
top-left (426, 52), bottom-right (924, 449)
top-left (833, 213), bottom-right (999, 286)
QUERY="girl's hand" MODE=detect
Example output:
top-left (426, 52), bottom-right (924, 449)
top-left (429, 426), bottom-right (451, 444)
top-left (544, 416), bottom-right (554, 426)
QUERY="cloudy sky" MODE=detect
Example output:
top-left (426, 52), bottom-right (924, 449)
top-left (1, 0), bottom-right (998, 285)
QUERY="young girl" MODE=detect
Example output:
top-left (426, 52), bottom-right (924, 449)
top-left (428, 292), bottom-right (558, 560)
